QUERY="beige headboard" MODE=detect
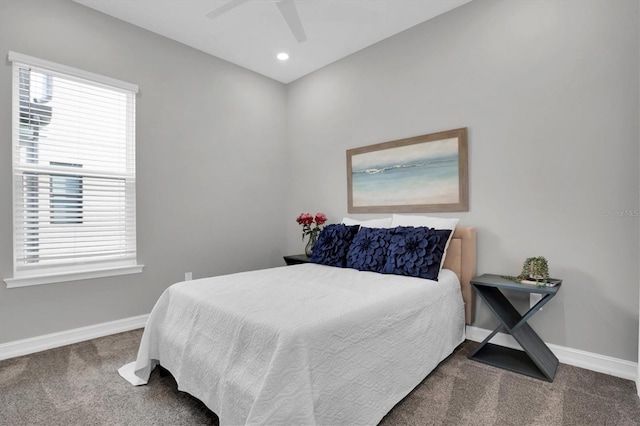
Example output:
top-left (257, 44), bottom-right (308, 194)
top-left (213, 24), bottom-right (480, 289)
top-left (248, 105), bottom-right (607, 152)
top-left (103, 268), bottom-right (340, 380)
top-left (442, 227), bottom-right (476, 325)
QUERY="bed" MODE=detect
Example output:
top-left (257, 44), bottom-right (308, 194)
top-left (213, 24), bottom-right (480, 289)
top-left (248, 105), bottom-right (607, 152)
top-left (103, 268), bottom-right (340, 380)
top-left (119, 226), bottom-right (476, 425)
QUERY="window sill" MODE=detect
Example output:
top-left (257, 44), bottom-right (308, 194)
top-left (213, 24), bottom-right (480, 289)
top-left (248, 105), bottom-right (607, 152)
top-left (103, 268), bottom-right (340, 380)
top-left (4, 264), bottom-right (145, 288)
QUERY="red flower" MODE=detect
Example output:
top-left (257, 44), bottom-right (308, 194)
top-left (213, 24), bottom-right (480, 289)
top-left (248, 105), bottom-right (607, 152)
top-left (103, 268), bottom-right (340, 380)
top-left (314, 213), bottom-right (327, 225)
top-left (296, 213), bottom-right (314, 226)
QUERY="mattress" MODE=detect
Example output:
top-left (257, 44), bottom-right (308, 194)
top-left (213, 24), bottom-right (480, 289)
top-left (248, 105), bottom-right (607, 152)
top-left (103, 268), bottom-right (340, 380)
top-left (119, 263), bottom-right (465, 425)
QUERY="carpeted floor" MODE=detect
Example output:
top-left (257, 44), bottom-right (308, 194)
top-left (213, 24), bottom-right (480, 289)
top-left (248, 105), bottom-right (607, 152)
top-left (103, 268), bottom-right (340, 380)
top-left (1, 329), bottom-right (638, 425)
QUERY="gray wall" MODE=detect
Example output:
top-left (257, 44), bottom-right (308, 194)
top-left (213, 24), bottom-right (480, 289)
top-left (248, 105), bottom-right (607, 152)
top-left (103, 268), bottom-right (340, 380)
top-left (0, 0), bottom-right (288, 343)
top-left (286, 0), bottom-right (640, 362)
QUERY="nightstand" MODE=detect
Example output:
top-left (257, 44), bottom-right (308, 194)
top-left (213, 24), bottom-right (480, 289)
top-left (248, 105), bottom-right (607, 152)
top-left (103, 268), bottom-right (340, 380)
top-left (468, 273), bottom-right (562, 382)
top-left (283, 254), bottom-right (311, 266)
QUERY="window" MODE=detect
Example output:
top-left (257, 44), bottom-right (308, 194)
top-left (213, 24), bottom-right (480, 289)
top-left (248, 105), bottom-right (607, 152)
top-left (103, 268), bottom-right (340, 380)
top-left (5, 52), bottom-right (143, 287)
top-left (49, 162), bottom-right (83, 225)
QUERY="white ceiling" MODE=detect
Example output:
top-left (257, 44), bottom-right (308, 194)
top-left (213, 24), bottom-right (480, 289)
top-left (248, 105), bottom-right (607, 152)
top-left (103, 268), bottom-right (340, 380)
top-left (72, 0), bottom-right (472, 84)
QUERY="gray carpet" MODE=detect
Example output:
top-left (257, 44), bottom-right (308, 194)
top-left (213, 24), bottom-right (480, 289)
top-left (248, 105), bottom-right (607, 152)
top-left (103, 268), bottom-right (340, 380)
top-left (1, 329), bottom-right (638, 426)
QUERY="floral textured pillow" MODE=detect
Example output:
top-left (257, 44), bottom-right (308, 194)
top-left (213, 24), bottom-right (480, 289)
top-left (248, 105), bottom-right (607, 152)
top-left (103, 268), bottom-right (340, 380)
top-left (382, 226), bottom-right (452, 280)
top-left (346, 227), bottom-right (394, 273)
top-left (310, 224), bottom-right (360, 267)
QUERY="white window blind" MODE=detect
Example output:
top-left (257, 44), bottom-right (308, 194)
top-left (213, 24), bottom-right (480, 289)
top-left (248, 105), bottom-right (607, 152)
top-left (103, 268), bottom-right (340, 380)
top-left (7, 52), bottom-right (142, 287)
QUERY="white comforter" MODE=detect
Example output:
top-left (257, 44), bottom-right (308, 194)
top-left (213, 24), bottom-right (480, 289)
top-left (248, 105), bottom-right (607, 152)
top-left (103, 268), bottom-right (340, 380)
top-left (119, 264), bottom-right (465, 426)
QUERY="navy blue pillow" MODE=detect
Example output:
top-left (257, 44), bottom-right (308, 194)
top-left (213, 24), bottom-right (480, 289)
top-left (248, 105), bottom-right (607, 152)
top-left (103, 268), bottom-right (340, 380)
top-left (382, 226), bottom-right (452, 280)
top-left (310, 224), bottom-right (360, 267)
top-left (346, 228), bottom-right (394, 273)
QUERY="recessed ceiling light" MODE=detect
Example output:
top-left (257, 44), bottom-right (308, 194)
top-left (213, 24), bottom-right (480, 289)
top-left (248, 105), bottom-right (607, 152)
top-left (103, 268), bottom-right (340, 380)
top-left (276, 52), bottom-right (289, 61)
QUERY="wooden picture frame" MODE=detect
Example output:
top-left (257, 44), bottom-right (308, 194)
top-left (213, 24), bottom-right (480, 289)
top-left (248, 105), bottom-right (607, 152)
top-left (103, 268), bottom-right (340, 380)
top-left (347, 128), bottom-right (468, 213)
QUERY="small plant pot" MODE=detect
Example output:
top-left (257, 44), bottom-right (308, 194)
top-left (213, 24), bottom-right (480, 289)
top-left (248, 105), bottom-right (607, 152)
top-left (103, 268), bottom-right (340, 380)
top-left (526, 257), bottom-right (549, 281)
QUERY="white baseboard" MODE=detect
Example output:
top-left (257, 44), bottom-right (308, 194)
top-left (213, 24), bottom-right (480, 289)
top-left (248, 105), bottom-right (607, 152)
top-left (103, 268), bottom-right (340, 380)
top-left (465, 325), bottom-right (638, 382)
top-left (0, 317), bottom-right (636, 384)
top-left (0, 314), bottom-right (148, 361)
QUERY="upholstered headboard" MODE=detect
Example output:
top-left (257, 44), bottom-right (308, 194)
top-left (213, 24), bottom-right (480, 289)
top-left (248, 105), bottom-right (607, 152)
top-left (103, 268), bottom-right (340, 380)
top-left (442, 227), bottom-right (476, 325)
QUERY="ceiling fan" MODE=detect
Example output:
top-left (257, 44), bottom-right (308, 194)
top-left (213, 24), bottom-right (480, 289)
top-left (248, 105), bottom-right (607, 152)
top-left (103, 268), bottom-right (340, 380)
top-left (206, 0), bottom-right (307, 43)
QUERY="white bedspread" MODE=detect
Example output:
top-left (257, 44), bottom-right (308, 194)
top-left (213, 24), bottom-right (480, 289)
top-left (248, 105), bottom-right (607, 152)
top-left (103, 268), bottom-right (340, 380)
top-left (119, 264), bottom-right (464, 426)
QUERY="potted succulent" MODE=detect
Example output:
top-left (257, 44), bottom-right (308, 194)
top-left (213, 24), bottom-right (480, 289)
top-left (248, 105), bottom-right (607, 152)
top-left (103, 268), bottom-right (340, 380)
top-left (503, 256), bottom-right (550, 287)
top-left (523, 256), bottom-right (549, 281)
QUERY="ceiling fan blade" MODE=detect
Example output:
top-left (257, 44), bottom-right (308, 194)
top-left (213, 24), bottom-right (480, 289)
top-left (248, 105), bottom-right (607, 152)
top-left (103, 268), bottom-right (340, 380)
top-left (206, 0), bottom-right (250, 20)
top-left (276, 0), bottom-right (307, 43)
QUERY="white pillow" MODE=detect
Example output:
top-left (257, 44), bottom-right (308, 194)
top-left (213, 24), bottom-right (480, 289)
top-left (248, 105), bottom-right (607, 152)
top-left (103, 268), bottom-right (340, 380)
top-left (391, 214), bottom-right (459, 230)
top-left (391, 214), bottom-right (459, 272)
top-left (341, 217), bottom-right (393, 229)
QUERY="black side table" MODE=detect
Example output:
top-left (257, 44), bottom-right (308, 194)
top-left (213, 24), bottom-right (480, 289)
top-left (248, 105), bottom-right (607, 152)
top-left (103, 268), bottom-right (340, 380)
top-left (468, 273), bottom-right (562, 381)
top-left (283, 254), bottom-right (311, 266)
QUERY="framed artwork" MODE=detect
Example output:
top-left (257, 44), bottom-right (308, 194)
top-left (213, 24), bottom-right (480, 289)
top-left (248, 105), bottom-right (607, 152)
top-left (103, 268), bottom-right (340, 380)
top-left (347, 128), bottom-right (468, 213)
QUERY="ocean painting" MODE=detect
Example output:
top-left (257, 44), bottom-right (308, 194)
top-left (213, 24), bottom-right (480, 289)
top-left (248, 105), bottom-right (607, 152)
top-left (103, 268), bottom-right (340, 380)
top-left (347, 128), bottom-right (468, 213)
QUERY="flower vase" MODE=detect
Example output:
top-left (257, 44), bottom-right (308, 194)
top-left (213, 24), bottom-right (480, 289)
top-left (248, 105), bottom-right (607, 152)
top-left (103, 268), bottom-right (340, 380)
top-left (305, 235), bottom-right (317, 257)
